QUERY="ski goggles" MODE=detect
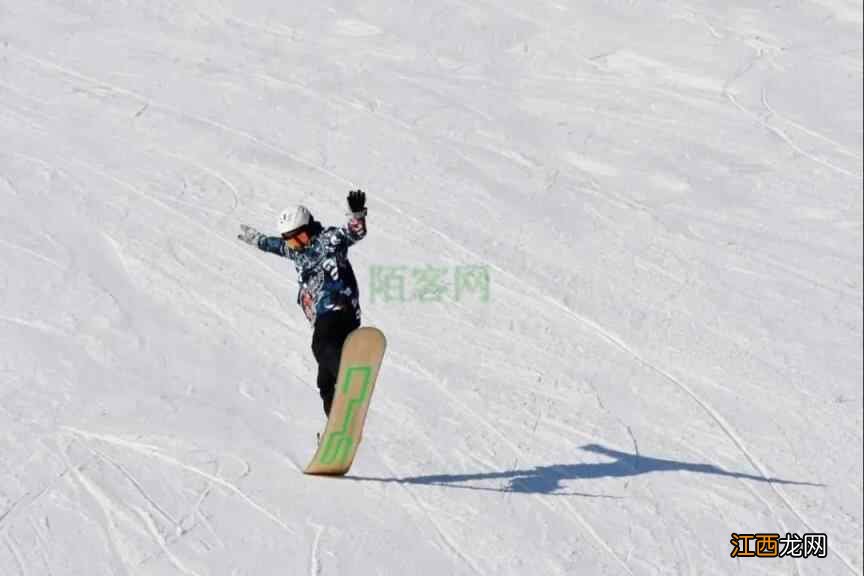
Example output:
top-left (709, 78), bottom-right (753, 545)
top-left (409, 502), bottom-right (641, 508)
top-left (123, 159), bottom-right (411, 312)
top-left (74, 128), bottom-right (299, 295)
top-left (282, 229), bottom-right (311, 250)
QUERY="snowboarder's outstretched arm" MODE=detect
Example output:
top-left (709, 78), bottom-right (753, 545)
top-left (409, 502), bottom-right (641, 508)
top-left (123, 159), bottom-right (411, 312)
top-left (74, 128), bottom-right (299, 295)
top-left (337, 189), bottom-right (368, 247)
top-left (238, 225), bottom-right (289, 257)
top-left (237, 190), bottom-right (367, 253)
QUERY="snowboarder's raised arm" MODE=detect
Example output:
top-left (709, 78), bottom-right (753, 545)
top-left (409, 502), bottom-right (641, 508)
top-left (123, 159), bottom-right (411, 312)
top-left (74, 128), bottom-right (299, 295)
top-left (237, 224), bottom-right (289, 257)
top-left (336, 189), bottom-right (368, 247)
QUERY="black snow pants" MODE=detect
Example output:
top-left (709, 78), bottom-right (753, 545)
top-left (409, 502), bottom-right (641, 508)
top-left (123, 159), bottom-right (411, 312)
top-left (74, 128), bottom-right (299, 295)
top-left (311, 308), bottom-right (361, 417)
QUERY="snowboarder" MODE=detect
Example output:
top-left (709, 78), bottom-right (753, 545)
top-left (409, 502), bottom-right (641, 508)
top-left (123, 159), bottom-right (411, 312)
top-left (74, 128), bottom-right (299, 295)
top-left (238, 190), bottom-right (368, 418)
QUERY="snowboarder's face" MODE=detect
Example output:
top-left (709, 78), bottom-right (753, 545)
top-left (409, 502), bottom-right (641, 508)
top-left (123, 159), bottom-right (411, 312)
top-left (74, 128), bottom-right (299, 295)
top-left (283, 229), bottom-right (311, 252)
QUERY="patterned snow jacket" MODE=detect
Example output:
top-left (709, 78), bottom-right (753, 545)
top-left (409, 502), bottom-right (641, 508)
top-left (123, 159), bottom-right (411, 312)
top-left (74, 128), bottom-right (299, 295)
top-left (255, 213), bottom-right (366, 325)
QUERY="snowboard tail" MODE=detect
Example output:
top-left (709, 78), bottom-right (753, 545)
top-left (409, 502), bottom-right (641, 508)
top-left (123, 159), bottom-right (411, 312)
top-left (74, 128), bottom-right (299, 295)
top-left (305, 326), bottom-right (386, 476)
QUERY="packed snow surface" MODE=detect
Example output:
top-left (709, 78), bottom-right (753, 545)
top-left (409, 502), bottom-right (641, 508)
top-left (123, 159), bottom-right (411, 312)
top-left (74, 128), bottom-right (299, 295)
top-left (0, 1), bottom-right (861, 574)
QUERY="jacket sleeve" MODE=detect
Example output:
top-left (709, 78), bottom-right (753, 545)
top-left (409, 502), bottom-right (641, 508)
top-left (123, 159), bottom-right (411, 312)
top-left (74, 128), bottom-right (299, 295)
top-left (257, 235), bottom-right (289, 257)
top-left (336, 210), bottom-right (367, 247)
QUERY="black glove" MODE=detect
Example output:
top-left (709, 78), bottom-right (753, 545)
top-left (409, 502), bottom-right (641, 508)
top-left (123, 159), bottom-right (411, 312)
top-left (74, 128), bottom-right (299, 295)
top-left (347, 189), bottom-right (366, 214)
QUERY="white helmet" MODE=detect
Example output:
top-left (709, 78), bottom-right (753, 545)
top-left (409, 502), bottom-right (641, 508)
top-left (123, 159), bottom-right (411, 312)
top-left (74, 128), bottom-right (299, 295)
top-left (277, 205), bottom-right (312, 236)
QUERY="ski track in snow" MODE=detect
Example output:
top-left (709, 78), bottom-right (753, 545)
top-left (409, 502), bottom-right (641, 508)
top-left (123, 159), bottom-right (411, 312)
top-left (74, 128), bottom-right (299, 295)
top-left (61, 427), bottom-right (299, 537)
top-left (376, 178), bottom-right (861, 575)
top-left (307, 520), bottom-right (324, 576)
top-left (725, 90), bottom-right (860, 181)
top-left (377, 451), bottom-right (487, 576)
top-left (392, 352), bottom-right (635, 575)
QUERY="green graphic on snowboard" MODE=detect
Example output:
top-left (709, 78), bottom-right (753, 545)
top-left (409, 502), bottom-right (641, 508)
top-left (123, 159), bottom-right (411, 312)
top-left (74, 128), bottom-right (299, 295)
top-left (318, 365), bottom-right (372, 466)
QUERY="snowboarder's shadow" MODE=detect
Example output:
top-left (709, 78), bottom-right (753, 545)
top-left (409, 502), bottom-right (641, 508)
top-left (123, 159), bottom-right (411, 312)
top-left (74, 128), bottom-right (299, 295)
top-left (350, 444), bottom-right (823, 497)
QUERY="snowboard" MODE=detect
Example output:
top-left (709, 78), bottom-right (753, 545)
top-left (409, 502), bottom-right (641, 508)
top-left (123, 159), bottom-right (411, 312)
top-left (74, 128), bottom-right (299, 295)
top-left (304, 326), bottom-right (387, 476)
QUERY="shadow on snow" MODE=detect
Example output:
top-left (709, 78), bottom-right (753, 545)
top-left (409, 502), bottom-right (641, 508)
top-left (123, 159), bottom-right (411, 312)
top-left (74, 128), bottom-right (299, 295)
top-left (348, 444), bottom-right (824, 496)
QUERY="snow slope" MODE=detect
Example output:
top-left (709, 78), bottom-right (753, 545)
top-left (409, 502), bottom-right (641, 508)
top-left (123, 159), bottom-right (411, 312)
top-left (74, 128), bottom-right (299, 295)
top-left (0, 1), bottom-right (861, 574)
